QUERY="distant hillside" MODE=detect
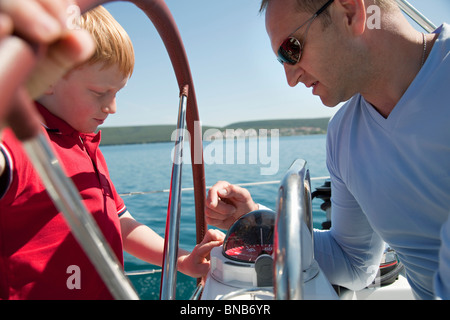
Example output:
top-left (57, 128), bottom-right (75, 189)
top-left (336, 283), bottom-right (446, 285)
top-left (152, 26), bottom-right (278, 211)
top-left (225, 118), bottom-right (330, 131)
top-left (100, 125), bottom-right (176, 146)
top-left (99, 118), bottom-right (330, 146)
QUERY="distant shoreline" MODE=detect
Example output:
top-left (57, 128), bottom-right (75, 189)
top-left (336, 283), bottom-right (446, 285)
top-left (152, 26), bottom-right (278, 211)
top-left (99, 117), bottom-right (330, 146)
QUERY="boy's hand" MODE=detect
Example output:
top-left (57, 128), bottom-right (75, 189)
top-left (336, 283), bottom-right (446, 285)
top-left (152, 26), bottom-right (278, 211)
top-left (178, 229), bottom-right (225, 279)
top-left (205, 181), bottom-right (259, 230)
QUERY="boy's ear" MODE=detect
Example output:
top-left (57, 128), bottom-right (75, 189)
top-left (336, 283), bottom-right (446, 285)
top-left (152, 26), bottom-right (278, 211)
top-left (334, 0), bottom-right (367, 36)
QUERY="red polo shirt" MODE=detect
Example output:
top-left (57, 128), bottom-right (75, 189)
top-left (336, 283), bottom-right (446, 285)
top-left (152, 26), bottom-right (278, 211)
top-left (0, 104), bottom-right (126, 299)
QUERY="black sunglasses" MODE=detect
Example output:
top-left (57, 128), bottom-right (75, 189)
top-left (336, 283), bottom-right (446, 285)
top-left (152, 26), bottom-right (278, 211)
top-left (277, 0), bottom-right (334, 65)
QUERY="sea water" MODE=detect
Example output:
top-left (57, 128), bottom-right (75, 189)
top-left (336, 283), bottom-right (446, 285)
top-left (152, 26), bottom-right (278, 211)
top-left (101, 134), bottom-right (329, 300)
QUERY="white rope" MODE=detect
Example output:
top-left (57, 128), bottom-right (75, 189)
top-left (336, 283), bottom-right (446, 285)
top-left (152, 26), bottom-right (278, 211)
top-left (125, 269), bottom-right (162, 276)
top-left (119, 176), bottom-right (330, 197)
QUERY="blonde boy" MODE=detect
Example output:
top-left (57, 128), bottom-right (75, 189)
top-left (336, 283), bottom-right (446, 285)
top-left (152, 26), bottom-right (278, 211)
top-left (0, 6), bottom-right (223, 299)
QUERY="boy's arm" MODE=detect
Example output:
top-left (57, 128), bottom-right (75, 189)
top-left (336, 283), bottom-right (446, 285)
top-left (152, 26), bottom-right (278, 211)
top-left (119, 210), bottom-right (165, 267)
top-left (119, 210), bottom-right (224, 278)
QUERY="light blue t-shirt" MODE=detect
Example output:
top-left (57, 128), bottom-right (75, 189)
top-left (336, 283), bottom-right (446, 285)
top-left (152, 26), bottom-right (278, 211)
top-left (314, 24), bottom-right (450, 300)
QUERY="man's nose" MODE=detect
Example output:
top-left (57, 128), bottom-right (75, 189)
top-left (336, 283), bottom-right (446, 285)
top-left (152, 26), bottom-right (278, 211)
top-left (284, 63), bottom-right (303, 87)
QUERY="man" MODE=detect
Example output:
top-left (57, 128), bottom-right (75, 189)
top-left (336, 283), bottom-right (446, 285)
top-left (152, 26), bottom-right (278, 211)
top-left (206, 0), bottom-right (450, 299)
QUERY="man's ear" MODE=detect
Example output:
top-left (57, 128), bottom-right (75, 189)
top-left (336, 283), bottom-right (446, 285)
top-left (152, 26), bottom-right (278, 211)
top-left (334, 0), bottom-right (367, 36)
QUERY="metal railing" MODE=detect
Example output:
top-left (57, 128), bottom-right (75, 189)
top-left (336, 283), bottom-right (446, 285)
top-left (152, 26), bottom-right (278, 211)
top-left (274, 159), bottom-right (316, 300)
top-left (160, 86), bottom-right (189, 300)
top-left (396, 0), bottom-right (437, 32)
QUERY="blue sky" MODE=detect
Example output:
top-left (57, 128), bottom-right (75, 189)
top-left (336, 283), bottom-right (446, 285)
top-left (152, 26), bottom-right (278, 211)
top-left (102, 0), bottom-right (449, 128)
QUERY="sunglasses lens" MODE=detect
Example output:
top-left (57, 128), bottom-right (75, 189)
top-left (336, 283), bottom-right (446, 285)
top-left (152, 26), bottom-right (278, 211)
top-left (277, 37), bottom-right (301, 65)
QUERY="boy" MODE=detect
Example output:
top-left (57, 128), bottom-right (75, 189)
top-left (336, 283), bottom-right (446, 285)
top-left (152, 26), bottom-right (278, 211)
top-left (0, 6), bottom-right (224, 299)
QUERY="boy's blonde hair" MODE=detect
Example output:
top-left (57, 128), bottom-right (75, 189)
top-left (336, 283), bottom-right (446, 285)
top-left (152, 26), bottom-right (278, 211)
top-left (78, 6), bottom-right (134, 78)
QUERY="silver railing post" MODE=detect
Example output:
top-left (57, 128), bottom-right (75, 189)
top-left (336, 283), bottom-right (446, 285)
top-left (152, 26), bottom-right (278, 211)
top-left (395, 0), bottom-right (437, 32)
top-left (160, 85), bottom-right (189, 300)
top-left (274, 159), bottom-right (315, 300)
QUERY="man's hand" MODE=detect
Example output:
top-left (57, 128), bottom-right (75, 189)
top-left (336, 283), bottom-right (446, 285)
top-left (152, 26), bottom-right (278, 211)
top-left (205, 181), bottom-right (259, 230)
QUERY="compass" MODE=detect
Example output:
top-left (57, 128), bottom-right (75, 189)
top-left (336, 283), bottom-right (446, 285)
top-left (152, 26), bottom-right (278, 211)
top-left (222, 210), bottom-right (275, 263)
top-left (210, 210), bottom-right (276, 288)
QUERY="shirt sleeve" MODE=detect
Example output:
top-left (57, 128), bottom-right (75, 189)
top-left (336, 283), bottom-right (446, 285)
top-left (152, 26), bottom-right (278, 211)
top-left (110, 180), bottom-right (127, 217)
top-left (312, 131), bottom-right (385, 291)
top-left (434, 215), bottom-right (450, 299)
top-left (0, 143), bottom-right (13, 200)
